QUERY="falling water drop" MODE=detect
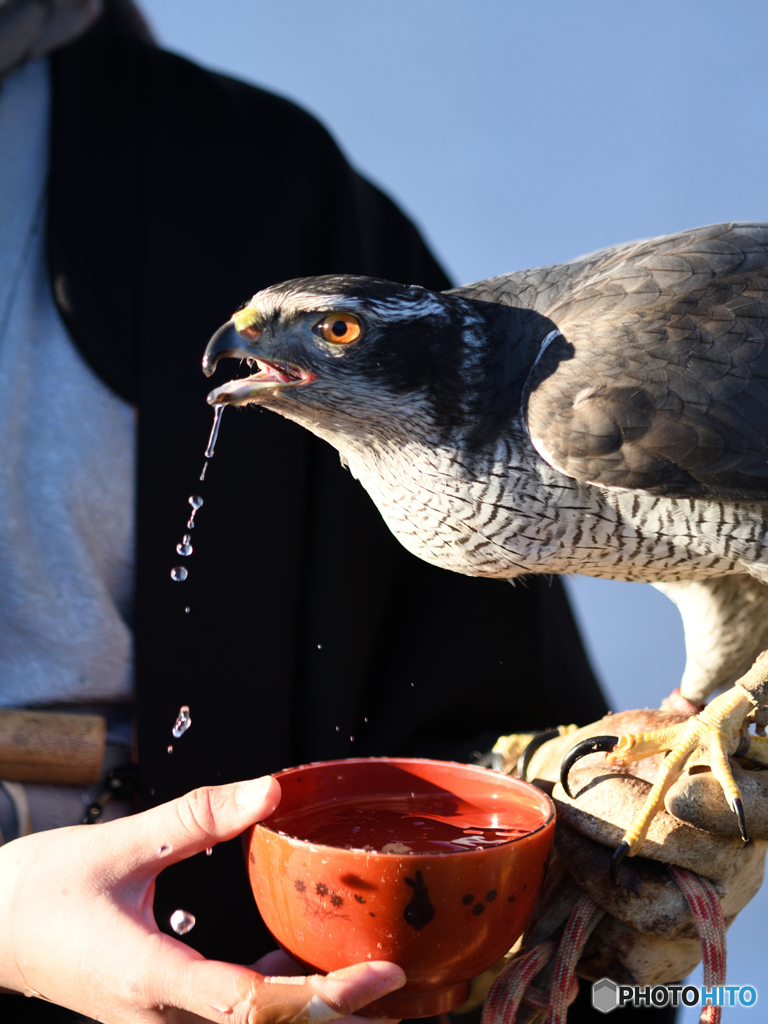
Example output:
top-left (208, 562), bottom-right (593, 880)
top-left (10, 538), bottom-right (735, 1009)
top-left (206, 847), bottom-right (213, 857)
top-left (184, 606), bottom-right (191, 614)
top-left (172, 705), bottom-right (192, 738)
top-left (187, 496), bottom-right (203, 531)
top-left (171, 566), bottom-right (188, 582)
top-left (205, 406), bottom-right (224, 459)
top-left (170, 909), bottom-right (196, 935)
top-left (176, 534), bottom-right (193, 556)
top-left (199, 461), bottom-right (209, 481)
top-left (167, 744), bottom-right (173, 753)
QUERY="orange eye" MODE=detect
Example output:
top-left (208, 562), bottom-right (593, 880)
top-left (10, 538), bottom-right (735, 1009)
top-left (313, 313), bottom-right (362, 345)
top-left (239, 324), bottom-right (261, 340)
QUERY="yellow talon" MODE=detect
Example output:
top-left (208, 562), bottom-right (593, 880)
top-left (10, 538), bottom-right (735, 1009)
top-left (604, 687), bottom-right (755, 864)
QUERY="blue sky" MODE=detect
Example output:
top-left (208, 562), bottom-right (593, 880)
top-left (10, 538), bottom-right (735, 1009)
top-left (140, 1), bottom-right (768, 1010)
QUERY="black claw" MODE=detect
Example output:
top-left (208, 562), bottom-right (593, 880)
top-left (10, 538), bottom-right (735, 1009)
top-left (732, 796), bottom-right (749, 843)
top-left (560, 736), bottom-right (619, 798)
top-left (610, 841), bottom-right (630, 885)
top-left (517, 728), bottom-right (562, 781)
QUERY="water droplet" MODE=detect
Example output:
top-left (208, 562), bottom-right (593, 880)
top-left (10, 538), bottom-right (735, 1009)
top-left (167, 744), bottom-right (173, 753)
top-left (189, 495), bottom-right (204, 511)
top-left (349, 735), bottom-right (355, 742)
top-left (176, 541), bottom-right (193, 556)
top-left (205, 406), bottom-right (224, 459)
top-left (170, 909), bottom-right (196, 935)
top-left (206, 847), bottom-right (213, 856)
top-left (171, 566), bottom-right (188, 582)
top-left (187, 518), bottom-right (195, 529)
top-left (172, 705), bottom-right (192, 738)
top-left (335, 726), bottom-right (340, 732)
top-left (364, 717), bottom-right (369, 723)
top-left (317, 643), bottom-right (323, 650)
top-left (184, 606), bottom-right (191, 614)
top-left (157, 844), bottom-right (172, 858)
top-left (199, 461), bottom-right (209, 481)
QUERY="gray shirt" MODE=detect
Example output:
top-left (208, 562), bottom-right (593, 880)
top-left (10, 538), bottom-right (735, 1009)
top-left (0, 57), bottom-right (135, 710)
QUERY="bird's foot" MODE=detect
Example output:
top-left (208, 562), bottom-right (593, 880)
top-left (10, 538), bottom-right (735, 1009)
top-left (561, 686), bottom-right (757, 882)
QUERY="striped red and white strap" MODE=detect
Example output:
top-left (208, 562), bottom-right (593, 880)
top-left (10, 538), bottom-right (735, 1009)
top-left (668, 865), bottom-right (727, 1024)
top-left (482, 865), bottom-right (726, 1024)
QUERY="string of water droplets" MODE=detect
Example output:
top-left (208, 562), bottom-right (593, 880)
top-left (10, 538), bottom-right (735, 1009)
top-left (170, 407), bottom-right (226, 587)
top-left (167, 410), bottom-right (226, 755)
top-left (170, 495), bottom-right (203, 585)
top-left (160, 411), bottom-right (228, 934)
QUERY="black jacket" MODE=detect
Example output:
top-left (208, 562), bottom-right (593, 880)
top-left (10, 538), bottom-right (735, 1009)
top-left (43, 22), bottom-right (607, 969)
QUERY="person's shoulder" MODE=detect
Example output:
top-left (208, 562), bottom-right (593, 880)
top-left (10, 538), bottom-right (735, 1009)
top-left (63, 25), bottom-right (340, 155)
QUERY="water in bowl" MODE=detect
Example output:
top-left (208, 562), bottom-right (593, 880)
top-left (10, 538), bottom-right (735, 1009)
top-left (270, 793), bottom-right (541, 853)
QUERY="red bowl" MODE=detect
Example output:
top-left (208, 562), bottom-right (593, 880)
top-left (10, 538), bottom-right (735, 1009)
top-left (245, 757), bottom-right (554, 1018)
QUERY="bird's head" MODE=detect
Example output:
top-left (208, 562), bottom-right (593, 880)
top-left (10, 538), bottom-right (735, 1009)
top-left (203, 275), bottom-right (488, 455)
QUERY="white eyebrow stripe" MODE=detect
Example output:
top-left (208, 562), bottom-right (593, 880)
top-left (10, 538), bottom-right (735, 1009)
top-left (248, 284), bottom-right (447, 324)
top-left (280, 291), bottom-right (351, 313)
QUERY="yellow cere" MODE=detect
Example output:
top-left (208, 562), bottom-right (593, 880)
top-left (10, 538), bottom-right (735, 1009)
top-left (233, 307), bottom-right (262, 335)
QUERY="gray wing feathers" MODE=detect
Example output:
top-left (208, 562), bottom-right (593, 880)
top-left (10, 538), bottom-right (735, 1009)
top-left (464, 223), bottom-right (768, 499)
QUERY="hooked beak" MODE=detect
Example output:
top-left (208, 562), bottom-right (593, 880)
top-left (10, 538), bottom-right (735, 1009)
top-left (202, 321), bottom-right (254, 377)
top-left (203, 320), bottom-right (316, 406)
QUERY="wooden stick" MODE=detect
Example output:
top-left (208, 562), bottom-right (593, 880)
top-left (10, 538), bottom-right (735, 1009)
top-left (0, 709), bottom-right (106, 785)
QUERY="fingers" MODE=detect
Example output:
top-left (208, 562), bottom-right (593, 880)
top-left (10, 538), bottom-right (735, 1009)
top-left (167, 957), bottom-right (406, 1024)
top-left (309, 962), bottom-right (405, 1023)
top-left (111, 776), bottom-right (282, 877)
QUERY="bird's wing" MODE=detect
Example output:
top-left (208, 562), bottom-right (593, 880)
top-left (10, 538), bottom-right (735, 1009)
top-left (460, 223), bottom-right (768, 499)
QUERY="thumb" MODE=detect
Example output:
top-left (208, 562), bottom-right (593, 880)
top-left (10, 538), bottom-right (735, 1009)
top-left (116, 775), bottom-right (282, 877)
top-left (168, 957), bottom-right (407, 1024)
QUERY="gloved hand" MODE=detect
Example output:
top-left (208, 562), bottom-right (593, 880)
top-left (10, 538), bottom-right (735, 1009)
top-left (497, 710), bottom-right (768, 986)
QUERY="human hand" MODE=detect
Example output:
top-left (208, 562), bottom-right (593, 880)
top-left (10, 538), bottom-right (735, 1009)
top-left (0, 776), bottom-right (406, 1022)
